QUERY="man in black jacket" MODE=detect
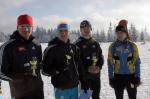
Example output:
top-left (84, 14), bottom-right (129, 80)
top-left (75, 20), bottom-right (104, 99)
top-left (0, 14), bottom-right (44, 99)
top-left (43, 22), bottom-right (86, 99)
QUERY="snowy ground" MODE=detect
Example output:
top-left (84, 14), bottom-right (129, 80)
top-left (1, 42), bottom-right (150, 99)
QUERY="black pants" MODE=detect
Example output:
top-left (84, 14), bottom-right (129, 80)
top-left (85, 78), bottom-right (101, 99)
top-left (13, 90), bottom-right (44, 99)
top-left (0, 80), bottom-right (1, 88)
top-left (0, 80), bottom-right (1, 93)
top-left (114, 74), bottom-right (137, 99)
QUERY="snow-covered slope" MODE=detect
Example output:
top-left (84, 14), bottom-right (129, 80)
top-left (1, 42), bottom-right (150, 99)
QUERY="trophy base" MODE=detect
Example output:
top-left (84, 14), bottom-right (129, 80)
top-left (88, 66), bottom-right (100, 74)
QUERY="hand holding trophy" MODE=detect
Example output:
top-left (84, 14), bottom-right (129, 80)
top-left (30, 57), bottom-right (38, 77)
top-left (88, 53), bottom-right (100, 74)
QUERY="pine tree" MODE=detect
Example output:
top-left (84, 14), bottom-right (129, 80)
top-left (129, 24), bottom-right (138, 42)
top-left (107, 22), bottom-right (115, 42)
top-left (140, 31), bottom-right (145, 42)
top-left (99, 29), bottom-right (106, 42)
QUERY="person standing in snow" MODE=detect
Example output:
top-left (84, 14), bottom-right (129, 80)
top-left (107, 19), bottom-right (141, 99)
top-left (75, 20), bottom-right (104, 99)
top-left (42, 22), bottom-right (87, 99)
top-left (0, 14), bottom-right (44, 99)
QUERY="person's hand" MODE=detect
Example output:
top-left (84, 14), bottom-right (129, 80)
top-left (109, 78), bottom-right (115, 88)
top-left (88, 66), bottom-right (100, 74)
top-left (132, 77), bottom-right (141, 87)
top-left (50, 70), bottom-right (60, 77)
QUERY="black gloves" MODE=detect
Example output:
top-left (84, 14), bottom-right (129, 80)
top-left (132, 77), bottom-right (141, 87)
top-left (109, 78), bottom-right (115, 88)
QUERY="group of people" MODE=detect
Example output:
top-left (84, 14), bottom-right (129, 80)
top-left (0, 14), bottom-right (141, 99)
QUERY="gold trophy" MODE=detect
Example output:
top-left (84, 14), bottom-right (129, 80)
top-left (88, 53), bottom-right (99, 74)
top-left (65, 55), bottom-right (71, 65)
top-left (92, 56), bottom-right (98, 66)
top-left (30, 57), bottom-right (37, 77)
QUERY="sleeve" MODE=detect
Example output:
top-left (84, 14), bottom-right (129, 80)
top-left (38, 45), bottom-right (43, 69)
top-left (107, 44), bottom-right (114, 79)
top-left (135, 58), bottom-right (141, 78)
top-left (42, 47), bottom-right (57, 76)
top-left (74, 46), bottom-right (86, 82)
top-left (96, 43), bottom-right (104, 69)
top-left (0, 43), bottom-right (13, 81)
top-left (132, 43), bottom-right (141, 78)
top-left (39, 45), bottom-right (42, 62)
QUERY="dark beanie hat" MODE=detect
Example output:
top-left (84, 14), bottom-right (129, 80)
top-left (80, 20), bottom-right (92, 29)
top-left (115, 19), bottom-right (130, 39)
top-left (116, 19), bottom-right (128, 33)
top-left (116, 25), bottom-right (128, 33)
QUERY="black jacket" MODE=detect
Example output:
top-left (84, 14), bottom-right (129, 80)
top-left (42, 37), bottom-right (85, 89)
top-left (75, 37), bottom-right (104, 78)
top-left (0, 31), bottom-right (43, 98)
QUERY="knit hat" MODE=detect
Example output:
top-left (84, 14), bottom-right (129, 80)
top-left (116, 19), bottom-right (130, 39)
top-left (80, 20), bottom-right (92, 29)
top-left (116, 25), bottom-right (128, 33)
top-left (17, 14), bottom-right (33, 28)
top-left (57, 23), bottom-right (69, 31)
top-left (116, 19), bottom-right (128, 33)
top-left (119, 19), bottom-right (128, 27)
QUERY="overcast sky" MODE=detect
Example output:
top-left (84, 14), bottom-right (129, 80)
top-left (0, 0), bottom-right (150, 33)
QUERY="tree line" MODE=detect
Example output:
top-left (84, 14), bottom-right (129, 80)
top-left (0, 23), bottom-right (149, 43)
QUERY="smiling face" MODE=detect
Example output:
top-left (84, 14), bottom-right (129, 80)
top-left (58, 29), bottom-right (69, 43)
top-left (80, 26), bottom-right (92, 38)
top-left (116, 31), bottom-right (127, 41)
top-left (18, 24), bottom-right (33, 40)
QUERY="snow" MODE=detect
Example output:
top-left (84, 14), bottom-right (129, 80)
top-left (1, 42), bottom-right (150, 99)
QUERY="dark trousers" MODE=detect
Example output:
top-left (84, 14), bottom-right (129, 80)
top-left (114, 74), bottom-right (137, 99)
top-left (0, 80), bottom-right (1, 93)
top-left (86, 78), bottom-right (101, 99)
top-left (13, 89), bottom-right (44, 99)
top-left (0, 80), bottom-right (1, 88)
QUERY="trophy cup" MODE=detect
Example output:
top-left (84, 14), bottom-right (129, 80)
top-left (30, 57), bottom-right (37, 77)
top-left (92, 56), bottom-right (98, 66)
top-left (88, 53), bottom-right (99, 74)
top-left (65, 55), bottom-right (71, 65)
